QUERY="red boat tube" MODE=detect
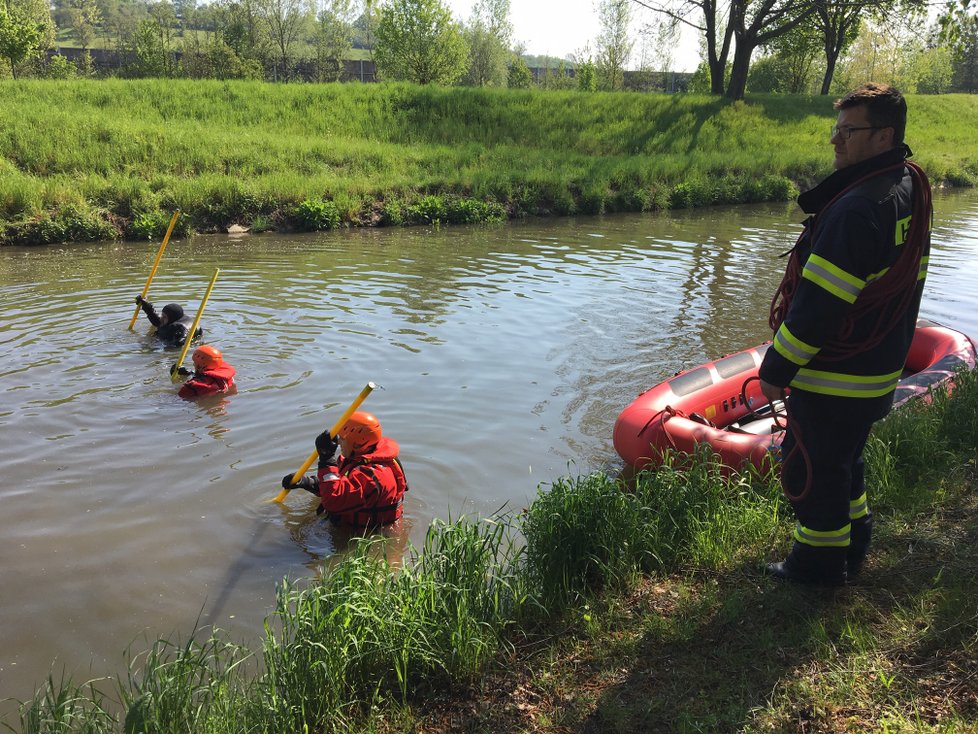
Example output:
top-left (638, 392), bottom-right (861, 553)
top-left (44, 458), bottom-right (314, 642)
top-left (613, 320), bottom-right (977, 473)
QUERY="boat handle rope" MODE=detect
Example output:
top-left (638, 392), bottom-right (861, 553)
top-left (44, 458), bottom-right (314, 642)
top-left (637, 405), bottom-right (687, 451)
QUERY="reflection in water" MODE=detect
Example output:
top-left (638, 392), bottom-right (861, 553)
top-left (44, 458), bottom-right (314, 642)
top-left (1, 190), bottom-right (977, 710)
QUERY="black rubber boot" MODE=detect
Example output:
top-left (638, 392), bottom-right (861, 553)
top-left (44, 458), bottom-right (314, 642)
top-left (766, 542), bottom-right (847, 587)
top-left (847, 513), bottom-right (873, 577)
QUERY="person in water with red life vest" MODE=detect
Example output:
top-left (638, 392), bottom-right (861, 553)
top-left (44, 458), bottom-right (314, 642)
top-left (176, 345), bottom-right (236, 399)
top-left (134, 295), bottom-right (201, 347)
top-left (281, 411), bottom-right (408, 528)
top-left (759, 83), bottom-right (932, 586)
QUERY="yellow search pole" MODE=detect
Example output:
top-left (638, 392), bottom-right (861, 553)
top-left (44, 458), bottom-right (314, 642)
top-left (128, 211), bottom-right (180, 330)
top-left (170, 268), bottom-right (220, 382)
top-left (272, 381), bottom-right (377, 503)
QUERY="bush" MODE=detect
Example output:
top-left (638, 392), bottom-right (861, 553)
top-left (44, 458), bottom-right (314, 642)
top-left (292, 198), bottom-right (340, 231)
top-left (406, 195), bottom-right (447, 224)
top-left (4, 205), bottom-right (118, 245)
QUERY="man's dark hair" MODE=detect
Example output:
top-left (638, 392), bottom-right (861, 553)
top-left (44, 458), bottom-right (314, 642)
top-left (834, 83), bottom-right (907, 145)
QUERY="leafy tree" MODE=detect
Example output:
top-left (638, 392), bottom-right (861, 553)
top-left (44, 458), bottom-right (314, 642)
top-left (938, 0), bottom-right (978, 91)
top-left (374, 0), bottom-right (467, 85)
top-left (213, 0), bottom-right (268, 65)
top-left (0, 0), bottom-right (52, 78)
top-left (761, 18), bottom-right (822, 92)
top-left (595, 0), bottom-right (632, 89)
top-left (65, 0), bottom-right (102, 50)
top-left (351, 0), bottom-right (380, 53)
top-left (181, 27), bottom-right (260, 77)
top-left (255, 0), bottom-right (310, 78)
top-left (811, 0), bottom-right (862, 94)
top-left (574, 45), bottom-right (597, 90)
top-left (746, 52), bottom-right (789, 91)
top-left (130, 0), bottom-right (177, 76)
top-left (463, 0), bottom-right (511, 86)
top-left (539, 59), bottom-right (575, 89)
top-left (314, 0), bottom-right (354, 81)
top-left (98, 0), bottom-right (146, 54)
top-left (910, 44), bottom-right (953, 93)
top-left (506, 52), bottom-right (531, 87)
top-left (45, 51), bottom-right (76, 76)
top-left (831, 17), bottom-right (924, 91)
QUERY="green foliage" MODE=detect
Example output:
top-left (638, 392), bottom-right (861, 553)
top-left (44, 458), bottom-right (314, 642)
top-left (1, 81), bottom-right (977, 245)
top-left (865, 367), bottom-right (978, 511)
top-left (576, 56), bottom-right (596, 92)
top-left (8, 365), bottom-right (978, 731)
top-left (292, 197), bottom-right (340, 230)
top-left (5, 204), bottom-right (117, 245)
top-left (463, 0), bottom-right (512, 87)
top-left (44, 52), bottom-right (76, 78)
top-left (405, 194), bottom-right (503, 224)
top-left (747, 55), bottom-right (792, 94)
top-left (0, 0), bottom-right (52, 78)
top-left (118, 631), bottom-right (253, 734)
top-left (506, 54), bottom-right (531, 88)
top-left (17, 672), bottom-right (115, 732)
top-left (127, 210), bottom-right (171, 239)
top-left (313, 0), bottom-right (356, 83)
top-left (374, 0), bottom-right (468, 85)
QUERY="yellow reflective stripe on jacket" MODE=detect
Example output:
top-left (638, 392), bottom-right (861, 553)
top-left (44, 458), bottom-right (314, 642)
top-left (801, 253), bottom-right (865, 304)
top-left (849, 492), bottom-right (868, 520)
top-left (866, 266), bottom-right (889, 284)
top-left (773, 323), bottom-right (819, 366)
top-left (790, 367), bottom-right (903, 398)
top-left (794, 523), bottom-right (851, 548)
top-left (918, 255), bottom-right (929, 281)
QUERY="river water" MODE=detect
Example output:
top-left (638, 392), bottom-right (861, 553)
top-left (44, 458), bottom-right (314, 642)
top-left (1, 191), bottom-right (977, 710)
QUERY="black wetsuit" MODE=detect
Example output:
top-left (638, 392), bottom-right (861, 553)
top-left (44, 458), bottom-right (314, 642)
top-left (138, 301), bottom-right (201, 347)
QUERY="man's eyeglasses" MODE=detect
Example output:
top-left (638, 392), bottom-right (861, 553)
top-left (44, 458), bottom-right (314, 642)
top-left (831, 125), bottom-right (881, 139)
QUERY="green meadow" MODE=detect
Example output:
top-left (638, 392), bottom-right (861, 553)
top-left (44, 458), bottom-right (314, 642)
top-left (2, 78), bottom-right (978, 245)
top-left (6, 368), bottom-right (978, 732)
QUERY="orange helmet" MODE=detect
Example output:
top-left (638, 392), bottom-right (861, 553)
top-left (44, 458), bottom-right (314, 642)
top-left (338, 411), bottom-right (382, 453)
top-left (192, 345), bottom-right (223, 370)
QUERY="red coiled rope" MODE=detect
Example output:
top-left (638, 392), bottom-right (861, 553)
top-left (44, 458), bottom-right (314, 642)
top-left (769, 160), bottom-right (932, 361)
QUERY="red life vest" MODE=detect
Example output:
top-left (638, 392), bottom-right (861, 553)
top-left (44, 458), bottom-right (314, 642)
top-left (315, 437), bottom-right (408, 527)
top-left (178, 363), bottom-right (237, 399)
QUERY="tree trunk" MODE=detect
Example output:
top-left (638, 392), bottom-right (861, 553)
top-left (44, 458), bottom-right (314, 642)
top-left (709, 56), bottom-right (725, 94)
top-left (725, 38), bottom-right (753, 100)
top-left (820, 50), bottom-right (838, 95)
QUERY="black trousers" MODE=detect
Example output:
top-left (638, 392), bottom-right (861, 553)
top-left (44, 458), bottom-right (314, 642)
top-left (780, 391), bottom-right (886, 538)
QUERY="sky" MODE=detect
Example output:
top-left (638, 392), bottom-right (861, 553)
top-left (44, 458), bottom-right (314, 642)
top-left (443, 0), bottom-right (703, 72)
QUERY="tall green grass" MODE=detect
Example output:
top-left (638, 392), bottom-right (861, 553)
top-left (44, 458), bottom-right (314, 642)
top-left (5, 366), bottom-right (978, 733)
top-left (3, 80), bottom-right (976, 244)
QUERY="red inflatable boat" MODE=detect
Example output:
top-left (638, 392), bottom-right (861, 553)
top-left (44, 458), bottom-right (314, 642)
top-left (613, 320), bottom-right (977, 473)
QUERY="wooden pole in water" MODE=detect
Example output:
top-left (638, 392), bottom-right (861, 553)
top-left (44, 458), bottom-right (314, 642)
top-left (170, 268), bottom-right (220, 382)
top-left (128, 211), bottom-right (180, 330)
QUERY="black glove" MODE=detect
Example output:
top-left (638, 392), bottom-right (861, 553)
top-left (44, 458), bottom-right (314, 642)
top-left (315, 431), bottom-right (338, 462)
top-left (281, 473), bottom-right (318, 494)
top-left (135, 295), bottom-right (144, 305)
top-left (176, 366), bottom-right (192, 376)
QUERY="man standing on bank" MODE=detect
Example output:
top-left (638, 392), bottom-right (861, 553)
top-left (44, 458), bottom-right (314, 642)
top-left (759, 83), bottom-right (932, 586)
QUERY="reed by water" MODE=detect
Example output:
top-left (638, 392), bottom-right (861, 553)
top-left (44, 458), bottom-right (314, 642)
top-left (6, 366), bottom-right (978, 732)
top-left (3, 79), bottom-right (978, 245)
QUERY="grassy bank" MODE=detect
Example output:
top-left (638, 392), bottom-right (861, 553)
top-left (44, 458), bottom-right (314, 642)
top-left (5, 367), bottom-right (978, 733)
top-left (2, 79), bottom-right (978, 245)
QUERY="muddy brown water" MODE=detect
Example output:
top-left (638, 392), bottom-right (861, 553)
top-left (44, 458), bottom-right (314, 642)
top-left (2, 191), bottom-right (977, 710)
